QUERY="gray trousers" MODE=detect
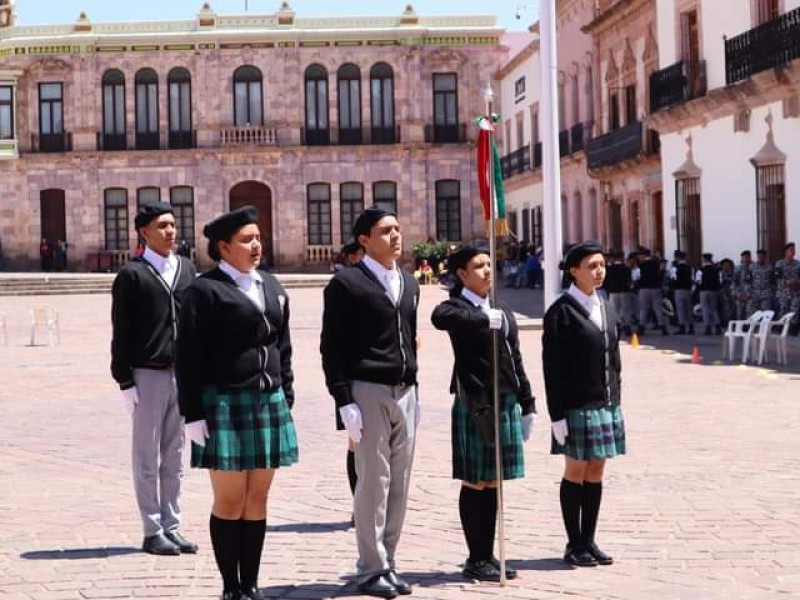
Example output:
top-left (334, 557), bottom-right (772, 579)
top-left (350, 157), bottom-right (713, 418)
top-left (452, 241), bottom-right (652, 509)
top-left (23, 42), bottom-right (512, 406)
top-left (609, 292), bottom-right (632, 328)
top-left (131, 368), bottom-right (184, 537)
top-left (639, 288), bottom-right (666, 328)
top-left (351, 380), bottom-right (417, 582)
top-left (674, 289), bottom-right (693, 328)
top-left (699, 291), bottom-right (721, 327)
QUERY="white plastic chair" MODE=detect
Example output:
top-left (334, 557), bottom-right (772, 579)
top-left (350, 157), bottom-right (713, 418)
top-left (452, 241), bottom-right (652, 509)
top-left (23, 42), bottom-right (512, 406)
top-left (29, 305), bottom-right (60, 346)
top-left (722, 310), bottom-right (767, 361)
top-left (0, 311), bottom-right (7, 345)
top-left (746, 315), bottom-right (776, 365)
top-left (769, 312), bottom-right (795, 365)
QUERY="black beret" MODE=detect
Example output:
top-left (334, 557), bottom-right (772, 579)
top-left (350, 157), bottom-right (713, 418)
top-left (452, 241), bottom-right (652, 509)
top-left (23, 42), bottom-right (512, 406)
top-left (674, 249), bottom-right (687, 259)
top-left (784, 242), bottom-right (796, 251)
top-left (560, 240), bottom-right (604, 271)
top-left (702, 252), bottom-right (714, 260)
top-left (203, 206), bottom-right (260, 242)
top-left (134, 200), bottom-right (174, 229)
top-left (740, 250), bottom-right (751, 257)
top-left (447, 245), bottom-right (488, 273)
top-left (757, 248), bottom-right (767, 254)
top-left (352, 205), bottom-right (397, 239)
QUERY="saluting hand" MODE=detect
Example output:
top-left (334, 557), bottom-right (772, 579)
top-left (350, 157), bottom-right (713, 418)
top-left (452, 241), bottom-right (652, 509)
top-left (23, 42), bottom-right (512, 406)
top-left (186, 419), bottom-right (210, 447)
top-left (339, 404), bottom-right (363, 444)
top-left (551, 419), bottom-right (568, 445)
top-left (121, 387), bottom-right (138, 415)
top-left (521, 413), bottom-right (535, 442)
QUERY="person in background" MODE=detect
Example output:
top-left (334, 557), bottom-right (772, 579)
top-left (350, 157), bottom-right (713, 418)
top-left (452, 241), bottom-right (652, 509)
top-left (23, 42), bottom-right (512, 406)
top-left (431, 245), bottom-right (535, 583)
top-left (110, 200), bottom-right (198, 557)
top-left (749, 249), bottom-right (774, 315)
top-left (696, 253), bottom-right (722, 335)
top-left (774, 242), bottom-right (799, 318)
top-left (718, 258), bottom-right (736, 327)
top-left (542, 240), bottom-right (625, 568)
top-left (636, 248), bottom-right (669, 335)
top-left (669, 250), bottom-right (695, 335)
top-left (603, 250), bottom-right (633, 336)
top-left (177, 206), bottom-right (298, 600)
top-left (732, 251), bottom-right (754, 321)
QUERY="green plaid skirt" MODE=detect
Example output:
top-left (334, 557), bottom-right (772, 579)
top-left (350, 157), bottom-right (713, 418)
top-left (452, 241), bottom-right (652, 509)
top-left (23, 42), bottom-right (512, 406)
top-left (452, 393), bottom-right (524, 484)
top-left (191, 386), bottom-right (299, 471)
top-left (550, 404), bottom-right (626, 460)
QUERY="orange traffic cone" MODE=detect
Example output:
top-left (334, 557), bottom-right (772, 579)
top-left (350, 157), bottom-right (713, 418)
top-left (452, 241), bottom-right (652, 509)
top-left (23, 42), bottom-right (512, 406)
top-left (691, 345), bottom-right (702, 364)
top-left (631, 333), bottom-right (639, 349)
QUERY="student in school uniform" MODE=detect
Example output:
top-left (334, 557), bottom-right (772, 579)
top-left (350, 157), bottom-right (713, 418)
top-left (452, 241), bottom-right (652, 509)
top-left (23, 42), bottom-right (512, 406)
top-left (176, 206), bottom-right (298, 600)
top-left (321, 206), bottom-right (420, 599)
top-left (111, 200), bottom-right (198, 557)
top-left (542, 240), bottom-right (625, 568)
top-left (430, 245), bottom-right (536, 582)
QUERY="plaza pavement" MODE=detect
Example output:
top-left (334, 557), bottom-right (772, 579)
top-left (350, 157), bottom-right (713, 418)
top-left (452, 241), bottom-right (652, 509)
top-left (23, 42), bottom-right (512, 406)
top-left (1, 285), bottom-right (799, 600)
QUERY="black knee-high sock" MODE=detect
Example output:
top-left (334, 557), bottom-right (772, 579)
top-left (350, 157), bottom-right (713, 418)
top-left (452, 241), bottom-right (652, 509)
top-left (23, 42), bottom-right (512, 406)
top-left (210, 514), bottom-right (241, 593)
top-left (239, 519), bottom-right (267, 591)
top-left (581, 482), bottom-right (602, 546)
top-left (559, 479), bottom-right (583, 548)
top-left (483, 488), bottom-right (498, 561)
top-left (459, 486), bottom-right (484, 561)
top-left (346, 449), bottom-right (357, 497)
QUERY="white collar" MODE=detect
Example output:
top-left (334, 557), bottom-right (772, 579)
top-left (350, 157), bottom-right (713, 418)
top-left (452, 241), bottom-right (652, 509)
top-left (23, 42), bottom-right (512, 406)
top-left (218, 260), bottom-right (262, 284)
top-left (142, 246), bottom-right (176, 273)
top-left (568, 283), bottom-right (601, 312)
top-left (461, 287), bottom-right (490, 310)
top-left (362, 254), bottom-right (398, 281)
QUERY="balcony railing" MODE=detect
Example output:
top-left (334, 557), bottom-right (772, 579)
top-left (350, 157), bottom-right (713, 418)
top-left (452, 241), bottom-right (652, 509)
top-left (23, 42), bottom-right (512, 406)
top-left (370, 125), bottom-right (399, 144)
top-left (168, 129), bottom-right (196, 149)
top-left (570, 122), bottom-right (585, 153)
top-left (725, 6), bottom-right (800, 85)
top-left (136, 131), bottom-right (160, 150)
top-left (532, 141), bottom-right (542, 169)
top-left (424, 123), bottom-right (467, 144)
top-left (501, 144), bottom-right (530, 179)
top-left (302, 127), bottom-right (330, 146)
top-left (337, 127), bottom-right (363, 145)
top-left (586, 121), bottom-right (656, 170)
top-left (650, 60), bottom-right (707, 112)
top-left (306, 244), bottom-right (335, 264)
top-left (221, 126), bottom-right (278, 146)
top-left (31, 132), bottom-right (72, 153)
top-left (558, 129), bottom-right (570, 157)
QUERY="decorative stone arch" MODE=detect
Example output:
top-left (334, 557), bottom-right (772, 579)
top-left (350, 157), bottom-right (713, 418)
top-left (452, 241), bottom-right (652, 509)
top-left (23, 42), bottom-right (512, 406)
top-left (604, 49), bottom-right (619, 84)
top-left (642, 25), bottom-right (658, 67)
top-left (621, 39), bottom-right (636, 85)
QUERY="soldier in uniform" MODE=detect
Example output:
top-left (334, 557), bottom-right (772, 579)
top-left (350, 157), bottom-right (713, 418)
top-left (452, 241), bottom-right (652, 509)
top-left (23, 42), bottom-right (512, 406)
top-left (669, 250), bottom-right (695, 335)
top-left (636, 248), bottom-right (669, 335)
top-left (603, 250), bottom-right (633, 336)
top-left (732, 251), bottom-right (754, 321)
top-left (749, 249), bottom-right (774, 315)
top-left (774, 242), bottom-right (799, 318)
top-left (695, 253), bottom-right (722, 335)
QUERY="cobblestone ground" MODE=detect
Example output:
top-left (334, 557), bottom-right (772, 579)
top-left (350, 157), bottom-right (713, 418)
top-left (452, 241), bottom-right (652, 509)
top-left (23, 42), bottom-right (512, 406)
top-left (1, 287), bottom-right (799, 600)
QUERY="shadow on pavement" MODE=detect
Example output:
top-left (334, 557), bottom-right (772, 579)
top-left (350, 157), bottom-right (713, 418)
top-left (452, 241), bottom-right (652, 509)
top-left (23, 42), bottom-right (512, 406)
top-left (268, 520), bottom-right (352, 534)
top-left (21, 546), bottom-right (140, 560)
top-left (260, 582), bottom-right (353, 599)
top-left (508, 557), bottom-right (577, 572)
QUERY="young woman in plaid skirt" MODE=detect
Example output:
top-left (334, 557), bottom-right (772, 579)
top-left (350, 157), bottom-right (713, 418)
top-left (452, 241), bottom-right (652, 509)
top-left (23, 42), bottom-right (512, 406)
top-left (542, 241), bottom-right (625, 568)
top-left (176, 206), bottom-right (298, 600)
top-left (431, 246), bottom-right (536, 582)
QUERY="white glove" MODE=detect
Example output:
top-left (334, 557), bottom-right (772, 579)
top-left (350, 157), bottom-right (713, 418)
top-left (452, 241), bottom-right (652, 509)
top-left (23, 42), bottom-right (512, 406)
top-left (339, 404), bottom-right (363, 443)
top-left (552, 419), bottom-right (568, 446)
top-left (486, 308), bottom-right (504, 330)
top-left (186, 419), bottom-right (210, 447)
top-left (414, 399), bottom-right (421, 428)
top-left (121, 387), bottom-right (138, 415)
top-left (521, 413), bottom-right (535, 442)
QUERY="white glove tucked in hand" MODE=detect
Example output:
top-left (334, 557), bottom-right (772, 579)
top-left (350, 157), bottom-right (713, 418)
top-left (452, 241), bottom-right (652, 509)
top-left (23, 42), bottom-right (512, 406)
top-left (121, 387), bottom-right (138, 415)
top-left (521, 413), bottom-right (535, 442)
top-left (551, 419), bottom-right (569, 446)
top-left (486, 308), bottom-right (504, 330)
top-left (186, 419), bottom-right (210, 447)
top-left (339, 404), bottom-right (363, 443)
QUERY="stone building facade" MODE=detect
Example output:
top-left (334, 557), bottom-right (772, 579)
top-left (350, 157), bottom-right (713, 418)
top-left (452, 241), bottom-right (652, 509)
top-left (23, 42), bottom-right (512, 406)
top-left (0, 2), bottom-right (507, 270)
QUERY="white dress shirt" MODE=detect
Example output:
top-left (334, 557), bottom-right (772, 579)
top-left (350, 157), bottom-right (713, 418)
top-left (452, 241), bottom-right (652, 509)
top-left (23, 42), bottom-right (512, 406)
top-left (219, 260), bottom-right (264, 310)
top-left (362, 254), bottom-right (401, 303)
top-left (461, 287), bottom-right (490, 312)
top-left (568, 283), bottom-right (603, 329)
top-left (142, 246), bottom-right (178, 288)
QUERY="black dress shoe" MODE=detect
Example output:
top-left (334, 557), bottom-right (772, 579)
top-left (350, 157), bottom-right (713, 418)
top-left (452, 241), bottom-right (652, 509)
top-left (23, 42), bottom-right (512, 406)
top-left (357, 575), bottom-right (398, 599)
top-left (462, 558), bottom-right (501, 582)
top-left (563, 545), bottom-right (598, 567)
top-left (164, 530), bottom-right (198, 554)
top-left (586, 542), bottom-right (614, 565)
top-left (221, 591), bottom-right (239, 600)
top-left (385, 570), bottom-right (412, 595)
top-left (240, 586), bottom-right (265, 600)
top-left (142, 533), bottom-right (180, 556)
top-left (489, 556), bottom-right (517, 580)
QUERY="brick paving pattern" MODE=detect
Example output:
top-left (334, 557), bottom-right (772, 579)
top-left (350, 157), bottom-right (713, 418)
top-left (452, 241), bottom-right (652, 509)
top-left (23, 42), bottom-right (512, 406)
top-left (1, 287), bottom-right (799, 599)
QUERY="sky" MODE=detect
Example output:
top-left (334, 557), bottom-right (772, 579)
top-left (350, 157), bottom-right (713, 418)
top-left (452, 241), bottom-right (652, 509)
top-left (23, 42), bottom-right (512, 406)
top-left (15, 0), bottom-right (541, 31)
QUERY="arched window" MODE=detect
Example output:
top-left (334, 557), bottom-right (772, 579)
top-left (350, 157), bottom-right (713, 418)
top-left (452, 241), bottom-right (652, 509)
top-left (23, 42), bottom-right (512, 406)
top-left (370, 63), bottom-right (396, 143)
top-left (304, 64), bottom-right (329, 145)
top-left (307, 183), bottom-right (332, 245)
top-left (102, 69), bottom-right (126, 150)
top-left (435, 180), bottom-right (461, 242)
top-left (168, 67), bottom-right (193, 148)
top-left (104, 188), bottom-right (129, 250)
top-left (337, 64), bottom-right (361, 144)
top-left (233, 65), bottom-right (263, 127)
top-left (134, 68), bottom-right (158, 150)
top-left (340, 182), bottom-right (364, 243)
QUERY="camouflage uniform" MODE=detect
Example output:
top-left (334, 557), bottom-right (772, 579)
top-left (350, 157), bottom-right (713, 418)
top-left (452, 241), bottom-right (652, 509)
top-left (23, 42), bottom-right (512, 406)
top-left (748, 262), bottom-right (773, 315)
top-left (774, 258), bottom-right (800, 317)
top-left (732, 264), bottom-right (753, 321)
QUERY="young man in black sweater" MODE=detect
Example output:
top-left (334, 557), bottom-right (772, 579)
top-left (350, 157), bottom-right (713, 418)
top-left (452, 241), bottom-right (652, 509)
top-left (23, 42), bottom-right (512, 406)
top-left (111, 200), bottom-right (198, 556)
top-left (321, 206), bottom-right (420, 599)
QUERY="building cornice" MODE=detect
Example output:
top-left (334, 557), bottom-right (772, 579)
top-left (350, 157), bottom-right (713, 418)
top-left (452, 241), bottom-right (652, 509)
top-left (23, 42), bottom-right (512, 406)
top-left (581, 0), bottom-right (651, 36)
top-left (494, 39), bottom-right (540, 80)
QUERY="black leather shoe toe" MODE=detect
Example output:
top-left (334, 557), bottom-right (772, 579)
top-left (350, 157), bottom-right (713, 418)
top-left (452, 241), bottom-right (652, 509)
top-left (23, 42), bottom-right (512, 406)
top-left (489, 556), bottom-right (517, 579)
top-left (587, 542), bottom-right (614, 565)
top-left (563, 546), bottom-right (598, 567)
top-left (385, 570), bottom-right (412, 595)
top-left (240, 586), bottom-right (265, 600)
top-left (164, 530), bottom-right (198, 554)
top-left (142, 533), bottom-right (180, 556)
top-left (220, 591), bottom-right (239, 600)
top-left (357, 575), bottom-right (398, 599)
top-left (462, 559), bottom-right (501, 582)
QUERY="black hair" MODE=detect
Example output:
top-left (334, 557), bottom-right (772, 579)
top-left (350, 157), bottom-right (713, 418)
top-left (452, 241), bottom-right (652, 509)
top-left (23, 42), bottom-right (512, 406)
top-left (208, 239), bottom-right (222, 262)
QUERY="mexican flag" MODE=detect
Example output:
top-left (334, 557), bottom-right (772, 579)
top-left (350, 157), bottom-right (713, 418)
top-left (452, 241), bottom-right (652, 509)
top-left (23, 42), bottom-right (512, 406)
top-left (476, 115), bottom-right (509, 236)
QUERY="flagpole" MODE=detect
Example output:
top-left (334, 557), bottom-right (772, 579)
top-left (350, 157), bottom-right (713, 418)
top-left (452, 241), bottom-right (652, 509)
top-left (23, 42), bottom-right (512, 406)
top-left (483, 84), bottom-right (507, 587)
top-left (540, 0), bottom-right (563, 310)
